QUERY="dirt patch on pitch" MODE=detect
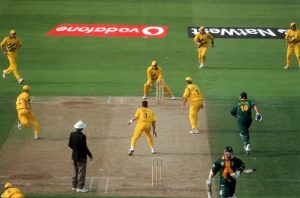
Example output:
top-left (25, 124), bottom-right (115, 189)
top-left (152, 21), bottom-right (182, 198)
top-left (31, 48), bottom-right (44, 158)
top-left (0, 97), bottom-right (213, 197)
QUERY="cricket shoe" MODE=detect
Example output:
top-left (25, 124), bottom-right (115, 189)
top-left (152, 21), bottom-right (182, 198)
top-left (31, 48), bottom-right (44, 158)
top-left (72, 187), bottom-right (76, 191)
top-left (189, 129), bottom-right (200, 134)
top-left (171, 95), bottom-right (176, 100)
top-left (128, 149), bottom-right (134, 156)
top-left (34, 135), bottom-right (42, 140)
top-left (151, 148), bottom-right (157, 154)
top-left (76, 188), bottom-right (89, 193)
top-left (283, 65), bottom-right (289, 69)
top-left (18, 78), bottom-right (24, 84)
top-left (2, 70), bottom-right (6, 79)
top-left (244, 144), bottom-right (251, 155)
top-left (199, 63), bottom-right (205, 68)
top-left (142, 95), bottom-right (147, 100)
top-left (17, 122), bottom-right (22, 131)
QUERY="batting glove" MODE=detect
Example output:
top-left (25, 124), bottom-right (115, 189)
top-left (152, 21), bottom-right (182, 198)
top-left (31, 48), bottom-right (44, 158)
top-left (230, 171), bottom-right (241, 179)
top-left (255, 112), bottom-right (263, 121)
top-left (206, 179), bottom-right (212, 187)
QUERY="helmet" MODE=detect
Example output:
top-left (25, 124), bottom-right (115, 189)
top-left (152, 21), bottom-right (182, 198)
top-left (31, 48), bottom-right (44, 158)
top-left (151, 61), bottom-right (157, 66)
top-left (224, 146), bottom-right (233, 153)
top-left (4, 183), bottom-right (13, 189)
top-left (185, 76), bottom-right (193, 82)
top-left (74, 120), bottom-right (86, 129)
top-left (22, 85), bottom-right (30, 92)
top-left (10, 29), bottom-right (16, 34)
top-left (240, 92), bottom-right (247, 99)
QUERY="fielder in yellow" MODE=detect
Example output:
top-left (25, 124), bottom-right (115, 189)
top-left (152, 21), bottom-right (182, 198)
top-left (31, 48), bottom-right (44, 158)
top-left (128, 100), bottom-right (157, 156)
top-left (1, 29), bottom-right (24, 84)
top-left (143, 60), bottom-right (175, 100)
top-left (194, 26), bottom-right (214, 68)
top-left (182, 77), bottom-right (204, 134)
top-left (16, 85), bottom-right (40, 140)
top-left (1, 183), bottom-right (24, 198)
top-left (284, 22), bottom-right (300, 69)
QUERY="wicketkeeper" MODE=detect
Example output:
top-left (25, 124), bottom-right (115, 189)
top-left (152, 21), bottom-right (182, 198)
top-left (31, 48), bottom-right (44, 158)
top-left (143, 60), bottom-right (175, 100)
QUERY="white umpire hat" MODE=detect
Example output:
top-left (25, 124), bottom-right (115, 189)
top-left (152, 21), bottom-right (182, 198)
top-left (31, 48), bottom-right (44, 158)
top-left (74, 120), bottom-right (86, 129)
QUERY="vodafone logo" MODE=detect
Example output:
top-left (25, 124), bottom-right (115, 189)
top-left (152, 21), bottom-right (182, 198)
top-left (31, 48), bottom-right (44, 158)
top-left (47, 24), bottom-right (168, 38)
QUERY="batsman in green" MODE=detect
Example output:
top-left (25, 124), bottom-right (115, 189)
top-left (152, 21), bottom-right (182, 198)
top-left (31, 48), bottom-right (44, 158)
top-left (206, 146), bottom-right (245, 198)
top-left (230, 92), bottom-right (262, 154)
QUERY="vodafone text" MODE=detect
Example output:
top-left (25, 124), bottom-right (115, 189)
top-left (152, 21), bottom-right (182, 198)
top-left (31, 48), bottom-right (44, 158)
top-left (47, 24), bottom-right (168, 38)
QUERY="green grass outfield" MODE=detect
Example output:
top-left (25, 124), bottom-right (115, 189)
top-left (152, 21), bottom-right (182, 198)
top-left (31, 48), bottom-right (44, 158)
top-left (1, 0), bottom-right (300, 197)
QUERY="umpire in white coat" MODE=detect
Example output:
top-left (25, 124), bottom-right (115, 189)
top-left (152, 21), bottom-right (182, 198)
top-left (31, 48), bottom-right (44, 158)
top-left (68, 120), bottom-right (93, 193)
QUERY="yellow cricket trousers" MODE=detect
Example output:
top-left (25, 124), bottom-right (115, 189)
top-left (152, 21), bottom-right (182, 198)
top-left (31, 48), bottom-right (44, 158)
top-left (189, 100), bottom-right (203, 130)
top-left (4, 52), bottom-right (22, 81)
top-left (130, 122), bottom-right (154, 149)
top-left (197, 47), bottom-right (208, 63)
top-left (286, 44), bottom-right (300, 67)
top-left (144, 80), bottom-right (173, 96)
top-left (17, 109), bottom-right (40, 136)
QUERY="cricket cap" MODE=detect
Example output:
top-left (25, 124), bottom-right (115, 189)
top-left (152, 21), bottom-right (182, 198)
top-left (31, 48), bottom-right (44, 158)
top-left (10, 29), bottom-right (16, 34)
top-left (4, 183), bottom-right (13, 189)
top-left (240, 92), bottom-right (247, 99)
top-left (22, 85), bottom-right (30, 92)
top-left (186, 76), bottom-right (193, 81)
top-left (199, 26), bottom-right (205, 30)
top-left (151, 61), bottom-right (157, 66)
top-left (290, 22), bottom-right (296, 27)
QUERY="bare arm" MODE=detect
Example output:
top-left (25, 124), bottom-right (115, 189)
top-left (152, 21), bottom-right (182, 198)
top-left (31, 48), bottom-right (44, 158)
top-left (182, 98), bottom-right (188, 109)
top-left (128, 116), bottom-right (138, 125)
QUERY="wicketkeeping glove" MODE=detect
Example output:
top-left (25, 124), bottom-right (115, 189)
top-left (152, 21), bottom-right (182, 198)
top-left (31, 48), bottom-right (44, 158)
top-left (255, 112), bottom-right (263, 121)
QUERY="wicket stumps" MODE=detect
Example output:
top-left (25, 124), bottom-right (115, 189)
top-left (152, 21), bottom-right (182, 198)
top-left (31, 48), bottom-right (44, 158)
top-left (156, 80), bottom-right (164, 101)
top-left (152, 157), bottom-right (162, 186)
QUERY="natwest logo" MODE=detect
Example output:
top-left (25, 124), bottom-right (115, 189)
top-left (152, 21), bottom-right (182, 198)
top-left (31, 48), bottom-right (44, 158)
top-left (47, 24), bottom-right (168, 38)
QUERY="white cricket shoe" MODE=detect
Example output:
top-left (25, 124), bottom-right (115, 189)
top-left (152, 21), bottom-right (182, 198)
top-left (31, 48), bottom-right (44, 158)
top-left (2, 70), bottom-right (6, 79)
top-left (128, 149), bottom-right (134, 156)
top-left (151, 148), bottom-right (157, 154)
top-left (171, 95), bottom-right (176, 100)
top-left (18, 78), bottom-right (24, 84)
top-left (244, 144), bottom-right (251, 155)
top-left (76, 188), bottom-right (89, 193)
top-left (142, 95), bottom-right (147, 100)
top-left (17, 122), bottom-right (22, 130)
top-left (189, 129), bottom-right (200, 134)
top-left (34, 135), bottom-right (41, 140)
top-left (72, 187), bottom-right (76, 191)
top-left (283, 65), bottom-right (289, 69)
top-left (199, 63), bottom-right (205, 68)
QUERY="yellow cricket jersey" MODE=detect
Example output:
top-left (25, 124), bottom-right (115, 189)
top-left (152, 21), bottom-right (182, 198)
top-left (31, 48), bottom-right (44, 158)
top-left (1, 36), bottom-right (22, 52)
top-left (285, 29), bottom-right (300, 46)
top-left (135, 107), bottom-right (156, 124)
top-left (1, 187), bottom-right (24, 198)
top-left (147, 66), bottom-right (162, 81)
top-left (16, 92), bottom-right (30, 110)
top-left (183, 84), bottom-right (204, 102)
top-left (194, 32), bottom-right (213, 48)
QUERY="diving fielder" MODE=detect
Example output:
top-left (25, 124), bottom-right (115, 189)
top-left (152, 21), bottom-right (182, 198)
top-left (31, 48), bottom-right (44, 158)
top-left (194, 26), bottom-right (214, 68)
top-left (284, 22), bottom-right (300, 69)
top-left (143, 60), bottom-right (175, 100)
top-left (182, 77), bottom-right (204, 134)
top-left (128, 100), bottom-right (157, 155)
top-left (16, 85), bottom-right (40, 140)
top-left (1, 29), bottom-right (24, 83)
top-left (206, 146), bottom-right (245, 198)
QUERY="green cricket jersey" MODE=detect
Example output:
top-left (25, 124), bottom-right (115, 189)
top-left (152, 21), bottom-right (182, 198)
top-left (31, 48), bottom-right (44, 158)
top-left (231, 99), bottom-right (256, 121)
